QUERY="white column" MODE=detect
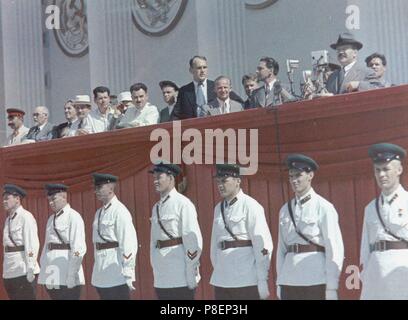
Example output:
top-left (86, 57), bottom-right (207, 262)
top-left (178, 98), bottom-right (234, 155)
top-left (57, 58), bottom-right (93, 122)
top-left (0, 0), bottom-right (46, 142)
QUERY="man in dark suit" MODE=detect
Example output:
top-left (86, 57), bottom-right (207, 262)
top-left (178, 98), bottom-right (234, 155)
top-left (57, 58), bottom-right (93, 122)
top-left (51, 100), bottom-right (80, 139)
top-left (199, 76), bottom-right (243, 117)
top-left (249, 57), bottom-right (296, 108)
top-left (325, 33), bottom-right (376, 95)
top-left (24, 106), bottom-right (54, 143)
top-left (159, 80), bottom-right (179, 123)
top-left (173, 56), bottom-right (243, 120)
top-left (242, 74), bottom-right (259, 110)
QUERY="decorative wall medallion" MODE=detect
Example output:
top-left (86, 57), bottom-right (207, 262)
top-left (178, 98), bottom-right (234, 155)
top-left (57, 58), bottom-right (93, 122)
top-left (53, 0), bottom-right (89, 57)
top-left (245, 0), bottom-right (279, 10)
top-left (132, 0), bottom-right (187, 37)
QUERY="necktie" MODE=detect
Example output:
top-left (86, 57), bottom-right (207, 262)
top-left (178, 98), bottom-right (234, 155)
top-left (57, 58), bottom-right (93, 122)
top-left (196, 82), bottom-right (206, 107)
top-left (33, 126), bottom-right (40, 139)
top-left (337, 68), bottom-right (345, 93)
top-left (78, 119), bottom-right (84, 129)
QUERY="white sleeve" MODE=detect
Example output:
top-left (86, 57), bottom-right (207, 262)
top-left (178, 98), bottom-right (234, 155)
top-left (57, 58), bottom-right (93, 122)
top-left (22, 214), bottom-right (40, 273)
top-left (320, 204), bottom-right (344, 290)
top-left (247, 201), bottom-right (273, 282)
top-left (360, 208), bottom-right (370, 270)
top-left (276, 207), bottom-right (288, 282)
top-left (210, 206), bottom-right (219, 269)
top-left (67, 212), bottom-right (87, 278)
top-left (115, 207), bottom-right (138, 280)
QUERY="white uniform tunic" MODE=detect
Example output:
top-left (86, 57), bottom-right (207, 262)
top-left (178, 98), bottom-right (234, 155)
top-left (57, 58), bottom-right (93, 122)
top-left (38, 204), bottom-right (86, 287)
top-left (92, 196), bottom-right (138, 288)
top-left (150, 188), bottom-right (203, 288)
top-left (276, 188), bottom-right (344, 290)
top-left (210, 190), bottom-right (273, 288)
top-left (3, 206), bottom-right (40, 279)
top-left (360, 184), bottom-right (408, 299)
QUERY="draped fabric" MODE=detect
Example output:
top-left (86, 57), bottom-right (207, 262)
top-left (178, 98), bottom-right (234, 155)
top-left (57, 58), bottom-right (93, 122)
top-left (0, 85), bottom-right (408, 299)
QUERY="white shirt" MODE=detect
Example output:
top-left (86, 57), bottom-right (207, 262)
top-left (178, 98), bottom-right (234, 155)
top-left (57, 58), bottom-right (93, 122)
top-left (87, 107), bottom-right (115, 133)
top-left (265, 79), bottom-right (277, 93)
top-left (92, 196), bottom-right (138, 288)
top-left (276, 188), bottom-right (344, 289)
top-left (3, 206), bottom-right (40, 279)
top-left (194, 79), bottom-right (208, 104)
top-left (217, 98), bottom-right (230, 114)
top-left (360, 184), bottom-right (408, 299)
top-left (150, 188), bottom-right (203, 288)
top-left (6, 126), bottom-right (29, 147)
top-left (118, 103), bottom-right (159, 127)
top-left (38, 204), bottom-right (86, 287)
top-left (210, 190), bottom-right (273, 288)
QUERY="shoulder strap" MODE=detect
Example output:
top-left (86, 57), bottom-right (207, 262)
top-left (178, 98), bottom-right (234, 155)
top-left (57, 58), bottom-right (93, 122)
top-left (53, 212), bottom-right (66, 245)
top-left (375, 197), bottom-right (408, 243)
top-left (97, 205), bottom-right (112, 243)
top-left (8, 215), bottom-right (18, 247)
top-left (156, 196), bottom-right (174, 240)
top-left (221, 201), bottom-right (239, 241)
top-left (288, 198), bottom-right (321, 247)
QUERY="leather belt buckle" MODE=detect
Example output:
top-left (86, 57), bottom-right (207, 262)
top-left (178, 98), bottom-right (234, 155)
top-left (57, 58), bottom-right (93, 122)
top-left (219, 241), bottom-right (226, 250)
top-left (377, 240), bottom-right (387, 252)
top-left (47, 243), bottom-right (53, 251)
top-left (156, 241), bottom-right (162, 249)
top-left (293, 243), bottom-right (300, 254)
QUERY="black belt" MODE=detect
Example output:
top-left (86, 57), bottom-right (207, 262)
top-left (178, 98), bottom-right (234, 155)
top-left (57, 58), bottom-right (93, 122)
top-left (48, 243), bottom-right (71, 251)
top-left (156, 238), bottom-right (183, 249)
top-left (370, 240), bottom-right (408, 253)
top-left (219, 240), bottom-right (252, 251)
top-left (5, 245), bottom-right (25, 253)
top-left (95, 242), bottom-right (119, 251)
top-left (287, 243), bottom-right (325, 254)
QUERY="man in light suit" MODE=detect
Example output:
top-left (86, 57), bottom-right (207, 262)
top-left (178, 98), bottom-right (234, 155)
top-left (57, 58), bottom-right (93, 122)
top-left (249, 57), bottom-right (296, 109)
top-left (173, 56), bottom-right (243, 120)
top-left (199, 76), bottom-right (243, 117)
top-left (159, 80), bottom-right (179, 123)
top-left (24, 106), bottom-right (54, 143)
top-left (325, 33), bottom-right (376, 95)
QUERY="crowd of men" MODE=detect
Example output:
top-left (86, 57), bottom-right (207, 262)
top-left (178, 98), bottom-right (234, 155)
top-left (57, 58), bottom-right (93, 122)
top-left (4, 32), bottom-right (392, 147)
top-left (3, 141), bottom-right (408, 300)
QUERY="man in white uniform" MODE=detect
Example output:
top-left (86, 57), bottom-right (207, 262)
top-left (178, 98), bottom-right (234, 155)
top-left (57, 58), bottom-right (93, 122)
top-left (276, 154), bottom-right (344, 300)
top-left (38, 184), bottom-right (86, 300)
top-left (360, 143), bottom-right (408, 299)
top-left (5, 109), bottom-right (29, 147)
top-left (2, 184), bottom-right (40, 300)
top-left (91, 173), bottom-right (138, 300)
top-left (210, 164), bottom-right (273, 300)
top-left (149, 162), bottom-right (202, 300)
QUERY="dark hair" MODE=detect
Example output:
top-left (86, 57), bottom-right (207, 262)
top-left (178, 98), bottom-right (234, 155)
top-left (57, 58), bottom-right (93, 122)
top-left (241, 73), bottom-right (258, 85)
top-left (130, 83), bottom-right (148, 93)
top-left (159, 80), bottom-right (179, 91)
top-left (365, 53), bottom-right (387, 67)
top-left (260, 56), bottom-right (279, 76)
top-left (93, 86), bottom-right (110, 99)
top-left (189, 56), bottom-right (207, 68)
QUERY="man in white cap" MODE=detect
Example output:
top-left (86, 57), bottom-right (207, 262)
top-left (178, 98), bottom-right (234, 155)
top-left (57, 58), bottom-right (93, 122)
top-left (360, 143), bottom-right (408, 299)
top-left (2, 184), bottom-right (40, 300)
top-left (91, 173), bottom-right (138, 300)
top-left (5, 108), bottom-right (29, 147)
top-left (38, 184), bottom-right (86, 300)
top-left (210, 164), bottom-right (273, 300)
top-left (108, 92), bottom-right (134, 131)
top-left (149, 162), bottom-right (202, 300)
top-left (73, 95), bottom-right (93, 136)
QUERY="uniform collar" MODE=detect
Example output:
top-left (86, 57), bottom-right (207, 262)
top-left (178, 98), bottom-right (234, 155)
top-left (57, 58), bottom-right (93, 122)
top-left (9, 205), bottom-right (23, 220)
top-left (382, 184), bottom-right (404, 205)
top-left (104, 196), bottom-right (118, 209)
top-left (55, 203), bottom-right (70, 217)
top-left (296, 188), bottom-right (315, 206)
top-left (225, 189), bottom-right (243, 207)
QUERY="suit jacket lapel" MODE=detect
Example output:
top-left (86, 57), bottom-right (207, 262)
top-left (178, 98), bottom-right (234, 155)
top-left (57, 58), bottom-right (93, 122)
top-left (207, 80), bottom-right (216, 102)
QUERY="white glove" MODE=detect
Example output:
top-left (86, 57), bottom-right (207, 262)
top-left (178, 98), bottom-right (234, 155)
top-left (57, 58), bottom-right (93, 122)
top-left (276, 285), bottom-right (281, 300)
top-left (26, 269), bottom-right (35, 283)
top-left (257, 280), bottom-right (270, 300)
top-left (126, 278), bottom-right (136, 291)
top-left (66, 275), bottom-right (76, 289)
top-left (325, 289), bottom-right (338, 300)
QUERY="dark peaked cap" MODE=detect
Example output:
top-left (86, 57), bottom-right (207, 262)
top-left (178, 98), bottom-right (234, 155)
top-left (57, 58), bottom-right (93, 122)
top-left (330, 32), bottom-right (363, 50)
top-left (214, 164), bottom-right (241, 178)
top-left (45, 184), bottom-right (69, 196)
top-left (92, 173), bottom-right (119, 186)
top-left (368, 143), bottom-right (407, 164)
top-left (3, 184), bottom-right (27, 198)
top-left (285, 154), bottom-right (319, 172)
top-left (149, 162), bottom-right (181, 177)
